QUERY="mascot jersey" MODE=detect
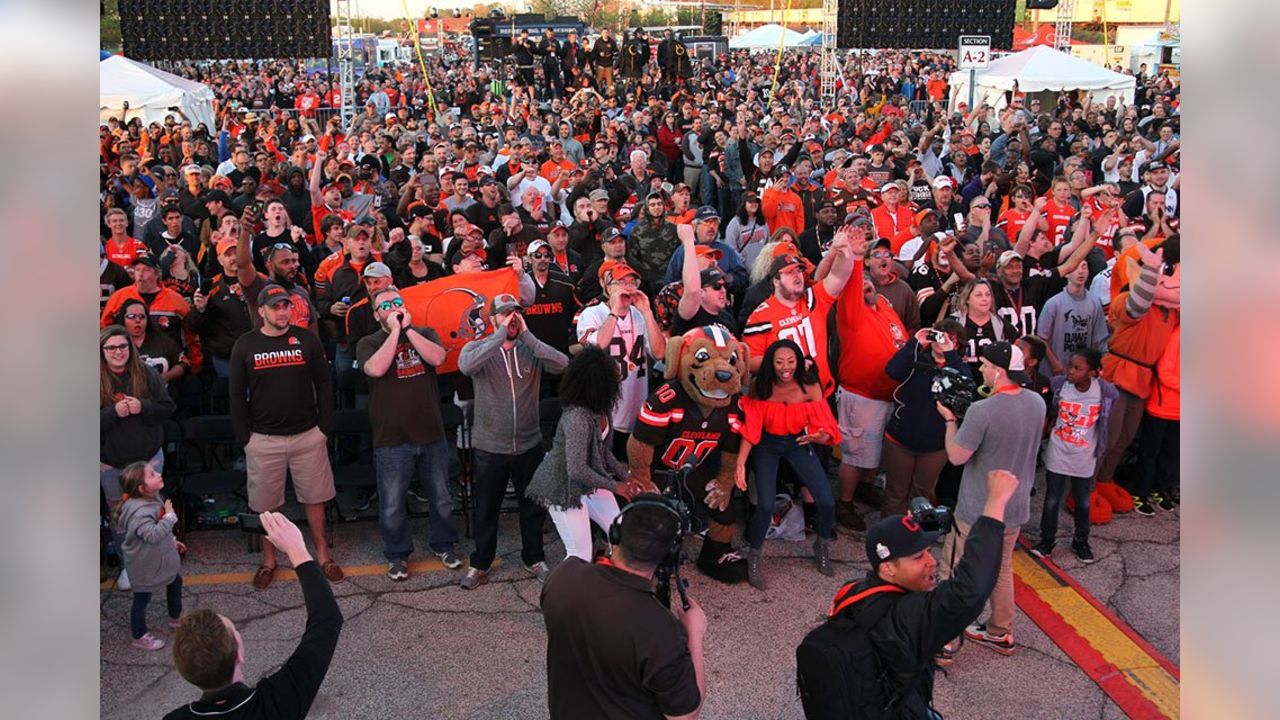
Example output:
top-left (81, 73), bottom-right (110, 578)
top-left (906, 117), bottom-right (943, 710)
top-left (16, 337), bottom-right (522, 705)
top-left (634, 381), bottom-right (743, 476)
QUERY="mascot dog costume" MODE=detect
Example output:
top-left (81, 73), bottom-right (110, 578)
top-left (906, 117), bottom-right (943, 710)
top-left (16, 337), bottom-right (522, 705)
top-left (623, 324), bottom-right (749, 583)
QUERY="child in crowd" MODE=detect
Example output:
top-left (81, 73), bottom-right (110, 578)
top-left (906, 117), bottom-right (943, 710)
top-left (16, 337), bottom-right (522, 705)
top-left (1032, 349), bottom-right (1118, 563)
top-left (115, 460), bottom-right (185, 650)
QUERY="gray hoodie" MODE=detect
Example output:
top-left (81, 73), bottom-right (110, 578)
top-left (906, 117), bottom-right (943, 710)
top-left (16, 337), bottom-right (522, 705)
top-left (458, 328), bottom-right (569, 455)
top-left (118, 497), bottom-right (181, 593)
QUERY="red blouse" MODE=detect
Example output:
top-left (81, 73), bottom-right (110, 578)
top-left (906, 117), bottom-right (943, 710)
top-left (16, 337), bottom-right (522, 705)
top-left (739, 395), bottom-right (842, 446)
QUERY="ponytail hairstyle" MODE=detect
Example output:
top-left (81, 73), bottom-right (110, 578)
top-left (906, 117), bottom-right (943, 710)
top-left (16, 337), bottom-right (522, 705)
top-left (111, 460), bottom-right (153, 526)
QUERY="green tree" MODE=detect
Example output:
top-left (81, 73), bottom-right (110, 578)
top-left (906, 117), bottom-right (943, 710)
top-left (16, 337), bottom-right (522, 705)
top-left (101, 0), bottom-right (121, 52)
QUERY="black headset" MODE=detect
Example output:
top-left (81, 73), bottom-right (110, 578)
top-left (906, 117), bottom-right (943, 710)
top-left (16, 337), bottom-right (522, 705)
top-left (607, 493), bottom-right (687, 552)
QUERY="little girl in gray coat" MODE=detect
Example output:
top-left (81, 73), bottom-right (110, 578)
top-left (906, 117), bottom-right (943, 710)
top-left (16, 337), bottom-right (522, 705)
top-left (115, 460), bottom-right (184, 651)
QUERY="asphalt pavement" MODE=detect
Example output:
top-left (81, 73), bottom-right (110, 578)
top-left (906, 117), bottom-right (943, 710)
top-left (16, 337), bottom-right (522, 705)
top-left (100, 472), bottom-right (1179, 719)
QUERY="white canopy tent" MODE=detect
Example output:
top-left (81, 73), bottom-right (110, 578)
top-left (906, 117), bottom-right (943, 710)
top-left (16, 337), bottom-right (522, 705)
top-left (947, 45), bottom-right (1135, 112)
top-left (728, 24), bottom-right (808, 49)
top-left (100, 55), bottom-right (217, 129)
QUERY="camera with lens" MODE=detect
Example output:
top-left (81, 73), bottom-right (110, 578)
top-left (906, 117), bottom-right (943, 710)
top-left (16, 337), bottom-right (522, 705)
top-left (909, 497), bottom-right (953, 534)
top-left (931, 365), bottom-right (977, 419)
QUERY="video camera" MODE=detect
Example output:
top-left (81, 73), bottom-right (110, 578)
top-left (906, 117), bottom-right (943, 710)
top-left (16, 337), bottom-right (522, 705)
top-left (909, 497), bottom-right (953, 534)
top-left (648, 465), bottom-right (698, 610)
top-left (931, 365), bottom-right (978, 419)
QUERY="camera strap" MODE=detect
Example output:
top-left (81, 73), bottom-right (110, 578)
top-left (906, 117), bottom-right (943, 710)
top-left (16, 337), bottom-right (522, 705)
top-left (829, 583), bottom-right (906, 618)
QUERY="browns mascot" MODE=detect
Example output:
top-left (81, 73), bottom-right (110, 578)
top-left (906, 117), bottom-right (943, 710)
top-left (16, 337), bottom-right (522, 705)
top-left (621, 324), bottom-right (749, 583)
top-left (1092, 234), bottom-right (1180, 513)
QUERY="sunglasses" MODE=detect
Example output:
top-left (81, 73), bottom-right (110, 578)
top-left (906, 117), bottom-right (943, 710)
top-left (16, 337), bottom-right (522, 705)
top-left (377, 297), bottom-right (405, 312)
top-left (123, 312), bottom-right (147, 321)
top-left (709, 281), bottom-right (727, 291)
top-left (971, 203), bottom-right (990, 209)
top-left (102, 343), bottom-right (130, 353)
top-left (531, 252), bottom-right (552, 260)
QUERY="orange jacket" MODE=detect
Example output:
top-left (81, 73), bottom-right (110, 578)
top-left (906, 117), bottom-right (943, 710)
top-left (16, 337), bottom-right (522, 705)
top-left (871, 203), bottom-right (916, 253)
top-left (835, 259), bottom-right (910, 400)
top-left (101, 285), bottom-right (204, 372)
top-left (762, 184), bottom-right (806, 236)
top-left (1101, 292), bottom-right (1178, 399)
top-left (1145, 324), bottom-right (1180, 420)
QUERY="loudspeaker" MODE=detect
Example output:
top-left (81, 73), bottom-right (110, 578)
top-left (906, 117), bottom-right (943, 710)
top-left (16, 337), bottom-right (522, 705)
top-left (703, 11), bottom-right (722, 36)
top-left (119, 0), bottom-right (331, 61)
top-left (835, 0), bottom-right (1015, 50)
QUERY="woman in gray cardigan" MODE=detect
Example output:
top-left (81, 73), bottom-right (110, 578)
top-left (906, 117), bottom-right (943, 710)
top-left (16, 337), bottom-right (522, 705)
top-left (526, 346), bottom-right (630, 561)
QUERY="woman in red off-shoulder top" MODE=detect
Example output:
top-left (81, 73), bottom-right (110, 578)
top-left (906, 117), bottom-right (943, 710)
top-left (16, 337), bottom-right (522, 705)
top-left (734, 339), bottom-right (841, 590)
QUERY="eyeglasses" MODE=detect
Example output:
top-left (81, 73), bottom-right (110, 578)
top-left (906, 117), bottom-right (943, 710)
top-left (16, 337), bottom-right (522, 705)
top-left (123, 312), bottom-right (147, 321)
top-left (102, 343), bottom-right (130, 353)
top-left (869, 250), bottom-right (892, 259)
top-left (377, 297), bottom-right (405, 312)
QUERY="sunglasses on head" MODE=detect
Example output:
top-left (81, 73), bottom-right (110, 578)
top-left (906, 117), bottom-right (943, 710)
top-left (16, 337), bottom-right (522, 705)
top-left (377, 297), bottom-right (405, 312)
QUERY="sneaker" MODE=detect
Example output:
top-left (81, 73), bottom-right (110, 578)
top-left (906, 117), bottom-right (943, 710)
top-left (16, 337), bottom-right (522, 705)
top-left (387, 559), bottom-right (409, 581)
top-left (131, 633), bottom-right (165, 651)
top-left (1152, 493), bottom-right (1176, 512)
top-left (813, 537), bottom-right (834, 577)
top-left (408, 488), bottom-right (430, 504)
top-left (963, 622), bottom-right (1015, 656)
top-left (836, 502), bottom-right (866, 532)
top-left (1071, 540), bottom-right (1097, 564)
top-left (459, 567), bottom-right (488, 590)
top-left (524, 561), bottom-right (551, 583)
top-left (435, 550), bottom-right (463, 569)
top-left (935, 639), bottom-right (961, 667)
top-left (1029, 541), bottom-right (1054, 560)
top-left (116, 568), bottom-right (131, 591)
top-left (746, 549), bottom-right (766, 590)
top-left (1132, 496), bottom-right (1156, 517)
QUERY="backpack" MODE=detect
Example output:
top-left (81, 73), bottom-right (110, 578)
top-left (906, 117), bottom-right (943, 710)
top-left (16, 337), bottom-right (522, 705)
top-left (796, 582), bottom-right (907, 720)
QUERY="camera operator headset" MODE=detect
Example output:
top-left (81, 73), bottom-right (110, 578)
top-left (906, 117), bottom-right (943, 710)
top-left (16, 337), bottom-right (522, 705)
top-left (796, 470), bottom-right (1019, 720)
top-left (540, 492), bottom-right (708, 720)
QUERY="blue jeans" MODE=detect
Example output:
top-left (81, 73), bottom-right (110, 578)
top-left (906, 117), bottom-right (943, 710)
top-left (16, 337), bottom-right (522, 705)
top-left (211, 355), bottom-right (231, 378)
top-left (131, 574), bottom-right (183, 639)
top-left (748, 432), bottom-right (835, 548)
top-left (374, 440), bottom-right (458, 560)
top-left (101, 449), bottom-right (165, 552)
top-left (1040, 470), bottom-right (1093, 544)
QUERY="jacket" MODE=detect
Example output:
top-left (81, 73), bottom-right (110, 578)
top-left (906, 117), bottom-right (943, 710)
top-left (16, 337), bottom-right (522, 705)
top-left (884, 339), bottom-right (968, 453)
top-left (118, 496), bottom-right (180, 593)
top-left (1102, 290), bottom-right (1178, 399)
top-left (1145, 323), bottom-right (1179, 420)
top-left (762, 183), bottom-right (805, 237)
top-left (525, 406), bottom-right (628, 509)
top-left (101, 285), bottom-right (205, 371)
top-left (1049, 374), bottom-right (1120, 459)
top-left (100, 364), bottom-right (175, 468)
top-left (853, 515), bottom-right (1005, 718)
top-left (458, 328), bottom-right (569, 455)
top-left (163, 561), bottom-right (343, 720)
top-left (186, 273), bottom-right (253, 359)
top-left (626, 213), bottom-right (679, 294)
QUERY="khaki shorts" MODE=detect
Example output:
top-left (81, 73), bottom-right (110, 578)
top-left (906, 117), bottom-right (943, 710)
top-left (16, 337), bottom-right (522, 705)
top-left (836, 388), bottom-right (892, 469)
top-left (246, 426), bottom-right (335, 511)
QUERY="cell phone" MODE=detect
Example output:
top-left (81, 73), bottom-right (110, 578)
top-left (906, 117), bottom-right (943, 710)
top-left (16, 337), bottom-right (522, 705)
top-left (237, 512), bottom-right (269, 535)
top-left (930, 330), bottom-right (948, 344)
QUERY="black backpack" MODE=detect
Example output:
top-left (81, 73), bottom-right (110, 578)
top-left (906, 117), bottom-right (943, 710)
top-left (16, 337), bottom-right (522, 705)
top-left (796, 582), bottom-right (907, 720)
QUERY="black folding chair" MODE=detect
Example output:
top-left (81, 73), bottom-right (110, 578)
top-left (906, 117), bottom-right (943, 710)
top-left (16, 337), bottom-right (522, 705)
top-left (441, 402), bottom-right (473, 538)
top-left (330, 409), bottom-right (376, 523)
top-left (176, 415), bottom-right (247, 544)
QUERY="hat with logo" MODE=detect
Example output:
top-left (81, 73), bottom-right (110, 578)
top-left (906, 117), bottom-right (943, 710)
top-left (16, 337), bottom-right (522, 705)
top-left (700, 266), bottom-right (727, 286)
top-left (866, 514), bottom-right (943, 568)
top-left (600, 226), bottom-right (625, 244)
top-left (932, 176), bottom-right (953, 190)
top-left (769, 254), bottom-right (805, 277)
top-left (216, 237), bottom-right (238, 257)
top-left (362, 261), bottom-right (392, 279)
top-left (980, 341), bottom-right (1029, 383)
top-left (489, 293), bottom-right (521, 315)
top-left (256, 283), bottom-right (291, 307)
top-left (527, 239), bottom-right (552, 256)
top-left (598, 259), bottom-right (640, 284)
top-left (996, 250), bottom-right (1023, 269)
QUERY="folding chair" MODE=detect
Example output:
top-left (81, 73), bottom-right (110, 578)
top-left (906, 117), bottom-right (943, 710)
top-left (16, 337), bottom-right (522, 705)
top-left (441, 402), bottom-right (473, 538)
top-left (176, 415), bottom-right (247, 544)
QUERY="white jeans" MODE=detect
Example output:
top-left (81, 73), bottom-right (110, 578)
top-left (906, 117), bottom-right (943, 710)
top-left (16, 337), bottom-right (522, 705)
top-left (548, 489), bottom-right (621, 561)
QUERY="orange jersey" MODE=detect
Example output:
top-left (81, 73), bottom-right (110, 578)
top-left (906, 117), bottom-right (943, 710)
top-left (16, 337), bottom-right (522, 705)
top-left (104, 237), bottom-right (148, 267)
top-left (311, 204), bottom-right (354, 245)
top-left (743, 283), bottom-right (837, 396)
top-left (1043, 199), bottom-right (1076, 246)
top-left (540, 158), bottom-right (576, 184)
top-left (996, 208), bottom-right (1031, 244)
top-left (834, 260), bottom-right (910, 400)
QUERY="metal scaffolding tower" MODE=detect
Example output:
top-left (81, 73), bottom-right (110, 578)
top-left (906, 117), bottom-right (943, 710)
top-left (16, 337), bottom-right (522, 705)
top-left (819, 0), bottom-right (838, 104)
top-left (1053, 0), bottom-right (1076, 52)
top-left (335, 0), bottom-right (356, 126)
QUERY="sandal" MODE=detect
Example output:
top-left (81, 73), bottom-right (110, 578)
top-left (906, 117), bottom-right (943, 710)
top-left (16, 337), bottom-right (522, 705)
top-left (252, 565), bottom-right (276, 590)
top-left (320, 560), bottom-right (345, 583)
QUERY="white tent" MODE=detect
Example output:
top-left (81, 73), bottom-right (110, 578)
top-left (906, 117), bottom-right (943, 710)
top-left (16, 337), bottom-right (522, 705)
top-left (729, 24), bottom-right (808, 49)
top-left (947, 45), bottom-right (1135, 112)
top-left (100, 55), bottom-right (217, 129)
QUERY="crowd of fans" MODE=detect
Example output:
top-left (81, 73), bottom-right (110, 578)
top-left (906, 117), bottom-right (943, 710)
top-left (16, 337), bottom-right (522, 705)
top-left (100, 35), bottom-right (1180, 674)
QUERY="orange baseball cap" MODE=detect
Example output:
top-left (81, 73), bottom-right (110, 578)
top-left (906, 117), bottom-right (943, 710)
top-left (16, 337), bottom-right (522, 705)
top-left (598, 260), bottom-right (640, 284)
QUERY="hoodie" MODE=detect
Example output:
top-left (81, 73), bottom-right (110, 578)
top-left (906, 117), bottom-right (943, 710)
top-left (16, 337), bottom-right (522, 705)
top-left (118, 496), bottom-right (181, 593)
top-left (458, 328), bottom-right (569, 455)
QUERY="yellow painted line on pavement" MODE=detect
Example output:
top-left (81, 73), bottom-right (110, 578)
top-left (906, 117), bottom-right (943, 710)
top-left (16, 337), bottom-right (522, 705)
top-left (102, 558), bottom-right (495, 591)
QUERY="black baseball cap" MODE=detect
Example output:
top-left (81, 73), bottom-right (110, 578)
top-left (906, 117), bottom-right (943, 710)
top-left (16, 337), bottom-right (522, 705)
top-left (866, 514), bottom-right (943, 568)
top-left (980, 341), bottom-right (1029, 383)
top-left (133, 255), bottom-right (160, 271)
top-left (256, 283), bottom-right (292, 307)
top-left (600, 227), bottom-right (624, 244)
top-left (201, 189), bottom-right (230, 205)
top-left (693, 205), bottom-right (720, 224)
top-left (701, 266), bottom-right (727, 286)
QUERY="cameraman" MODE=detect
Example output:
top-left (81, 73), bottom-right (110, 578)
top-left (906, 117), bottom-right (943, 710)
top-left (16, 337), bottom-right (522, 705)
top-left (164, 513), bottom-right (343, 719)
top-left (540, 494), bottom-right (706, 720)
top-left (799, 470), bottom-right (1018, 719)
